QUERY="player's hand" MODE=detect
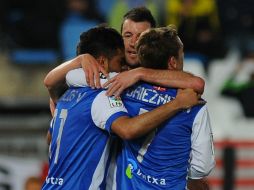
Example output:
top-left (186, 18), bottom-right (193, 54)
top-left (187, 178), bottom-right (210, 190)
top-left (80, 54), bottom-right (108, 89)
top-left (175, 89), bottom-right (205, 109)
top-left (103, 70), bottom-right (139, 97)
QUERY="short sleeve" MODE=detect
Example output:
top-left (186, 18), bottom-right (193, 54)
top-left (66, 68), bottom-right (118, 87)
top-left (188, 105), bottom-right (216, 179)
top-left (91, 91), bottom-right (129, 133)
top-left (66, 68), bottom-right (88, 87)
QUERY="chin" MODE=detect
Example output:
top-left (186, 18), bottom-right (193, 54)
top-left (127, 62), bottom-right (140, 69)
top-left (126, 57), bottom-right (137, 65)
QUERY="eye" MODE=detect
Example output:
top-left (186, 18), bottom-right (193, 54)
top-left (123, 32), bottom-right (132, 38)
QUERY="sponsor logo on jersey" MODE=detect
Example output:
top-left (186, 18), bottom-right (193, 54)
top-left (45, 176), bottom-right (64, 186)
top-left (125, 158), bottom-right (166, 186)
top-left (108, 96), bottom-right (123, 108)
top-left (153, 86), bottom-right (166, 92)
top-left (126, 158), bottom-right (137, 179)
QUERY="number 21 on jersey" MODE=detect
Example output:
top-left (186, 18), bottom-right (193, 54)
top-left (49, 109), bottom-right (68, 164)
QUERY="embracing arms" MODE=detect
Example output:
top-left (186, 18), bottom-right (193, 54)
top-left (44, 54), bottom-right (205, 102)
top-left (103, 67), bottom-right (204, 97)
top-left (44, 54), bottom-right (107, 104)
top-left (111, 89), bottom-right (203, 140)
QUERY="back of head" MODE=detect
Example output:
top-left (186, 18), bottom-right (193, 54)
top-left (121, 7), bottom-right (156, 32)
top-left (76, 25), bottom-right (124, 60)
top-left (136, 25), bottom-right (181, 70)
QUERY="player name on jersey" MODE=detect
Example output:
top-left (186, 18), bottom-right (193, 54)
top-left (125, 86), bottom-right (175, 106)
top-left (61, 89), bottom-right (87, 103)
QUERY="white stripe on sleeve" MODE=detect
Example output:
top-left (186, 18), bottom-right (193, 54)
top-left (188, 105), bottom-right (216, 179)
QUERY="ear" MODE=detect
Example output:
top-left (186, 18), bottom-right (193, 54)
top-left (167, 57), bottom-right (177, 70)
top-left (97, 56), bottom-right (109, 71)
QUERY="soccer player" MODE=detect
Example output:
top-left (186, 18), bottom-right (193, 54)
top-left (66, 26), bottom-right (215, 190)
top-left (114, 26), bottom-right (215, 190)
top-left (42, 26), bottom-right (201, 190)
top-left (44, 7), bottom-right (205, 103)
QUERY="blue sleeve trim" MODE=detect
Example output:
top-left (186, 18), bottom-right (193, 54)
top-left (105, 111), bottom-right (129, 133)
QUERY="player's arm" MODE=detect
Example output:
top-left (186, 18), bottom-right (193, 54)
top-left (103, 67), bottom-right (205, 97)
top-left (111, 89), bottom-right (203, 140)
top-left (46, 131), bottom-right (52, 146)
top-left (65, 69), bottom-right (118, 88)
top-left (188, 105), bottom-right (215, 181)
top-left (93, 89), bottom-right (202, 140)
top-left (44, 54), bottom-right (107, 103)
top-left (46, 98), bottom-right (56, 145)
top-left (44, 57), bottom-right (80, 103)
top-left (135, 68), bottom-right (204, 93)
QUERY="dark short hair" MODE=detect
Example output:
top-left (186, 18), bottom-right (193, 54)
top-left (77, 26), bottom-right (124, 60)
top-left (121, 7), bottom-right (156, 33)
top-left (136, 26), bottom-right (182, 70)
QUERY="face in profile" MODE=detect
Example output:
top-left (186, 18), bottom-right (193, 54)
top-left (122, 19), bottom-right (151, 68)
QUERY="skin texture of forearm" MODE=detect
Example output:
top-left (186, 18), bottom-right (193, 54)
top-left (111, 99), bottom-right (182, 140)
top-left (138, 68), bottom-right (205, 94)
top-left (44, 56), bottom-right (82, 103)
top-left (44, 56), bottom-right (81, 89)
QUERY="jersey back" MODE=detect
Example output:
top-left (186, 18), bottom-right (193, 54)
top-left (115, 83), bottom-right (204, 190)
top-left (42, 87), bottom-right (126, 190)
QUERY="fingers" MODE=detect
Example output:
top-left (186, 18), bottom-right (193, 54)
top-left (114, 86), bottom-right (124, 97)
top-left (94, 68), bottom-right (101, 89)
top-left (99, 65), bottom-right (109, 79)
top-left (81, 54), bottom-right (104, 89)
top-left (95, 64), bottom-right (108, 89)
top-left (84, 65), bottom-right (91, 87)
top-left (84, 63), bottom-right (101, 89)
top-left (88, 68), bottom-right (95, 89)
top-left (103, 77), bottom-right (115, 88)
top-left (106, 82), bottom-right (121, 96)
top-left (103, 76), bottom-right (123, 97)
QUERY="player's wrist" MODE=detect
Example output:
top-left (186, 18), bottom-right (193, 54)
top-left (133, 67), bottom-right (145, 81)
top-left (169, 98), bottom-right (183, 111)
top-left (73, 54), bottom-right (83, 68)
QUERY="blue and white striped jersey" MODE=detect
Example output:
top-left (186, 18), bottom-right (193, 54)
top-left (113, 82), bottom-right (215, 190)
top-left (66, 69), bottom-right (215, 190)
top-left (42, 87), bottom-right (128, 190)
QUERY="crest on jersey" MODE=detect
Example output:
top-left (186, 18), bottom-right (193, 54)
top-left (108, 96), bottom-right (123, 108)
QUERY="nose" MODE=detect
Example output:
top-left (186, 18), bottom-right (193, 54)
top-left (129, 35), bottom-right (138, 47)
